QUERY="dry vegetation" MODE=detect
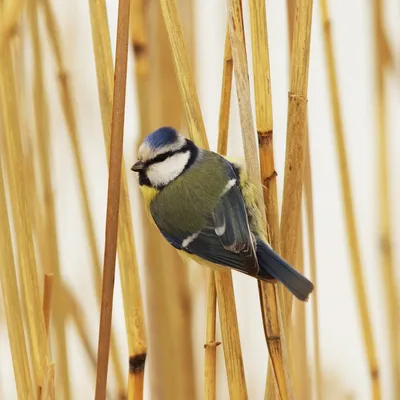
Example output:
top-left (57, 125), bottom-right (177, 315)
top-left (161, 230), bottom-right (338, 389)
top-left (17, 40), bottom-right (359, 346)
top-left (0, 0), bottom-right (398, 399)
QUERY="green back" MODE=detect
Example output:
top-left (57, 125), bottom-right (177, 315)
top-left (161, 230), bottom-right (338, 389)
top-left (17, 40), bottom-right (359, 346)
top-left (150, 151), bottom-right (233, 234)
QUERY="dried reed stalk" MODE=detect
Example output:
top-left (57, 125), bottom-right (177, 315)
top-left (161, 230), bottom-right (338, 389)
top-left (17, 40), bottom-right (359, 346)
top-left (0, 155), bottom-right (33, 398)
top-left (279, 0), bottom-right (314, 324)
top-left (246, 0), bottom-right (295, 398)
top-left (204, 28), bottom-right (232, 400)
top-left (28, 0), bottom-right (71, 395)
top-left (304, 131), bottom-right (322, 399)
top-left (292, 214), bottom-right (310, 400)
top-left (319, 0), bottom-right (381, 397)
top-left (373, 0), bottom-right (400, 397)
top-left (0, 37), bottom-right (49, 392)
top-left (43, 273), bottom-right (55, 337)
top-left (159, 0), bottom-right (247, 397)
top-left (89, 0), bottom-right (146, 396)
top-left (94, 0), bottom-right (131, 397)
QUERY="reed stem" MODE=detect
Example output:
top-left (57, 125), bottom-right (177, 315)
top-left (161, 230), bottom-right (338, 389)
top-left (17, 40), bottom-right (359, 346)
top-left (319, 0), bottom-right (381, 397)
top-left (279, 0), bottom-right (314, 324)
top-left (373, 0), bottom-right (400, 396)
top-left (304, 131), bottom-right (322, 399)
top-left (94, 0), bottom-right (131, 397)
top-left (89, 0), bottom-right (147, 395)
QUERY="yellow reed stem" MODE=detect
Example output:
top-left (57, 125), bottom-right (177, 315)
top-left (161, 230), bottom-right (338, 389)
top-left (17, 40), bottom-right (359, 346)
top-left (373, 0), bottom-right (400, 397)
top-left (319, 0), bottom-right (381, 397)
top-left (94, 0), bottom-right (131, 396)
top-left (304, 131), bottom-right (322, 399)
top-left (90, 0), bottom-right (147, 395)
top-left (279, 0), bottom-right (314, 324)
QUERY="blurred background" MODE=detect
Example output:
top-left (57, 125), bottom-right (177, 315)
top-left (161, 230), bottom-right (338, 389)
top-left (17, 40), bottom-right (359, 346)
top-left (0, 0), bottom-right (399, 399)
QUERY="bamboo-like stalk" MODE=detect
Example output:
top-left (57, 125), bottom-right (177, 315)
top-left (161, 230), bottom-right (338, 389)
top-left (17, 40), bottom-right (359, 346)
top-left (0, 37), bottom-right (49, 392)
top-left (292, 214), bottom-right (310, 400)
top-left (227, 1), bottom-right (292, 399)
top-left (204, 29), bottom-right (232, 400)
top-left (43, 273), bottom-right (55, 337)
top-left (0, 158), bottom-right (33, 399)
top-left (246, 1), bottom-right (296, 399)
top-left (279, 0), bottom-right (314, 324)
top-left (373, 0), bottom-right (400, 397)
top-left (28, 0), bottom-right (71, 395)
top-left (94, 0), bottom-right (131, 397)
top-left (319, 0), bottom-right (381, 397)
top-left (89, 1), bottom-right (147, 396)
top-left (304, 131), bottom-right (322, 400)
top-left (159, 0), bottom-right (248, 398)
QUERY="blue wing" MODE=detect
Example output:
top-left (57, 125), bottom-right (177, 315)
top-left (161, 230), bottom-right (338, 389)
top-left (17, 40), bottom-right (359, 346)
top-left (152, 179), bottom-right (260, 277)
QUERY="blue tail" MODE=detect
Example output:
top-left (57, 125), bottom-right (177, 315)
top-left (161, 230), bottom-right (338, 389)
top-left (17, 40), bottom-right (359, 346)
top-left (255, 238), bottom-right (314, 301)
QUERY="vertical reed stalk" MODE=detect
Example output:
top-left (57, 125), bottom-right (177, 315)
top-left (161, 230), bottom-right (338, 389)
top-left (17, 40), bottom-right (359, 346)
top-left (89, 1), bottom-right (147, 396)
top-left (94, 0), bottom-right (131, 397)
top-left (0, 36), bottom-right (49, 392)
top-left (292, 214), bottom-right (310, 400)
top-left (373, 0), bottom-right (400, 396)
top-left (0, 156), bottom-right (33, 399)
top-left (319, 0), bottom-right (381, 397)
top-left (204, 29), bottom-right (233, 400)
top-left (304, 131), bottom-right (322, 399)
top-left (279, 0), bottom-right (314, 324)
top-left (229, 1), bottom-right (292, 398)
top-left (28, 0), bottom-right (71, 395)
top-left (43, 273), bottom-right (55, 337)
top-left (159, 1), bottom-right (247, 398)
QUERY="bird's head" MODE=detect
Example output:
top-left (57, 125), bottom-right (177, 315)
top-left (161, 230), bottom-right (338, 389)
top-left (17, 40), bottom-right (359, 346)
top-left (131, 126), bottom-right (199, 188)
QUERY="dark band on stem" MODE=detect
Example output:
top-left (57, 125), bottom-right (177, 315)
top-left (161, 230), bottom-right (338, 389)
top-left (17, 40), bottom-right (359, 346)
top-left (129, 353), bottom-right (147, 374)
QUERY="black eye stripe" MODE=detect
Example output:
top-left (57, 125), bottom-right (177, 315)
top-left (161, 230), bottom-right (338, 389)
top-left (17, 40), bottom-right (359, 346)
top-left (145, 145), bottom-right (190, 167)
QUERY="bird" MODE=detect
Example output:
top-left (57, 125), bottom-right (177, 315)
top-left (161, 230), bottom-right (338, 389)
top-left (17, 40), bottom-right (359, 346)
top-left (131, 126), bottom-right (314, 301)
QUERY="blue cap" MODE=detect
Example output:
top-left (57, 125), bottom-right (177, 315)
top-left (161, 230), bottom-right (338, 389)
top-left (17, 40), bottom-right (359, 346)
top-left (144, 126), bottom-right (179, 149)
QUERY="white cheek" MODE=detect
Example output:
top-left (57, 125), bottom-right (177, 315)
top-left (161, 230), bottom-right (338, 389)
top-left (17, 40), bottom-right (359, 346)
top-left (146, 151), bottom-right (191, 186)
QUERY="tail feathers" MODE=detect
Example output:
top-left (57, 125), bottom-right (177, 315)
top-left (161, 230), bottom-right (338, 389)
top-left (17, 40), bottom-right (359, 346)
top-left (256, 239), bottom-right (314, 301)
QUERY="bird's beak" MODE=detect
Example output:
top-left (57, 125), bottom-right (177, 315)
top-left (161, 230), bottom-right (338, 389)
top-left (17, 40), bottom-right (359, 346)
top-left (131, 160), bottom-right (145, 172)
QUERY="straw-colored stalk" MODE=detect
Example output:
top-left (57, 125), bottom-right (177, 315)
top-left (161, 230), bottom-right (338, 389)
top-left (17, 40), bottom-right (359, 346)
top-left (0, 37), bottom-right (49, 393)
top-left (43, 273), bottom-right (55, 337)
top-left (89, 1), bottom-right (147, 396)
top-left (304, 131), bottom-right (322, 399)
top-left (246, 1), bottom-right (297, 399)
top-left (292, 214), bottom-right (310, 400)
top-left (0, 158), bottom-right (33, 398)
top-left (319, 0), bottom-right (381, 397)
top-left (204, 28), bottom-right (232, 400)
top-left (279, 0), bottom-right (314, 325)
top-left (93, 0), bottom-right (131, 397)
top-left (159, 0), bottom-right (247, 398)
top-left (373, 0), bottom-right (400, 397)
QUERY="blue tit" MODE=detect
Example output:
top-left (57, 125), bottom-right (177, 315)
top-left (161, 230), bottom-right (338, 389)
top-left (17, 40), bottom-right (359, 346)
top-left (131, 126), bottom-right (314, 301)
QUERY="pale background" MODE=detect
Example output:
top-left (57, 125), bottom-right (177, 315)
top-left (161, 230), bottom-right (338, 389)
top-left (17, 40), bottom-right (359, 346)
top-left (1, 0), bottom-right (399, 399)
